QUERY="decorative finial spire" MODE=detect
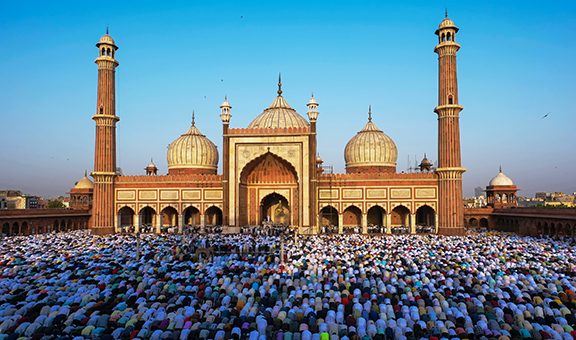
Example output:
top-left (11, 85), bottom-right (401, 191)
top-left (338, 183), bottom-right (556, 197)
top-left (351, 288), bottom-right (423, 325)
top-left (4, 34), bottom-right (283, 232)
top-left (84, 169), bottom-right (88, 177)
top-left (277, 73), bottom-right (282, 96)
top-left (106, 25), bottom-right (109, 35)
top-left (445, 8), bottom-right (448, 18)
top-left (424, 153), bottom-right (427, 159)
top-left (151, 157), bottom-right (154, 163)
top-left (368, 105), bottom-right (372, 122)
top-left (499, 165), bottom-right (502, 173)
top-left (191, 110), bottom-right (196, 126)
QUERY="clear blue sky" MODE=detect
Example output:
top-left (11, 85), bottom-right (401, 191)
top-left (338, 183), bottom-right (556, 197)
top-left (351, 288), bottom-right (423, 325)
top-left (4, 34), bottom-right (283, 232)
top-left (1, 1), bottom-right (575, 197)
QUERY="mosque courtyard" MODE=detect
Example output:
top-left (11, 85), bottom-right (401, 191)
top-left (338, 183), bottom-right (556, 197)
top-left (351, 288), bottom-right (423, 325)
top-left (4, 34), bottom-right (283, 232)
top-left (0, 232), bottom-right (575, 339)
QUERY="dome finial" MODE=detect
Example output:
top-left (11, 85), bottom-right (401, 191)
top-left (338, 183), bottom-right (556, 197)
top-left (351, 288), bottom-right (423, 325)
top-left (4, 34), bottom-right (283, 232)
top-left (277, 73), bottom-right (282, 96)
top-left (368, 105), bottom-right (372, 122)
top-left (191, 110), bottom-right (196, 126)
top-left (84, 169), bottom-right (88, 177)
top-left (499, 165), bottom-right (502, 173)
top-left (106, 25), bottom-right (109, 35)
top-left (445, 8), bottom-right (448, 18)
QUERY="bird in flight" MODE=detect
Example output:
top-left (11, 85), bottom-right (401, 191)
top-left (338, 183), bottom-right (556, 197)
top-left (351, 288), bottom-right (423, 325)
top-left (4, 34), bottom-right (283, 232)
top-left (541, 112), bottom-right (550, 119)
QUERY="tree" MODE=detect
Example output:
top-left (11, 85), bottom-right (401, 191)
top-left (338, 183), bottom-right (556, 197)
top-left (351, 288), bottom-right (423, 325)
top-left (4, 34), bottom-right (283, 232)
top-left (47, 200), bottom-right (65, 209)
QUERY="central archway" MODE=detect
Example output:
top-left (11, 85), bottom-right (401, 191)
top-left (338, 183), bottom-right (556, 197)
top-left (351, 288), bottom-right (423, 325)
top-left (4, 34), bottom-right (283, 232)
top-left (260, 193), bottom-right (290, 225)
top-left (238, 152), bottom-right (299, 226)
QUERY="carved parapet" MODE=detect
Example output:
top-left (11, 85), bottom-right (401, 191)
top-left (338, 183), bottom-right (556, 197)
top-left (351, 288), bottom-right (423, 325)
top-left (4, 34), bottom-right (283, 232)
top-left (227, 126), bottom-right (310, 135)
top-left (116, 174), bottom-right (223, 183)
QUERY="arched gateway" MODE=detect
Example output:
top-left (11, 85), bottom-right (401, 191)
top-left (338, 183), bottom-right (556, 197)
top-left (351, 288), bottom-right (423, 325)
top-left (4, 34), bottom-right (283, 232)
top-left (238, 152), bottom-right (298, 226)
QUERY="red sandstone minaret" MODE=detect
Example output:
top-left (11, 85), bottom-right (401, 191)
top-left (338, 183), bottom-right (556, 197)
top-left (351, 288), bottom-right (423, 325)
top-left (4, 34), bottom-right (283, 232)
top-left (91, 30), bottom-right (119, 235)
top-left (306, 93), bottom-right (319, 230)
top-left (434, 13), bottom-right (465, 236)
top-left (220, 96), bottom-right (232, 228)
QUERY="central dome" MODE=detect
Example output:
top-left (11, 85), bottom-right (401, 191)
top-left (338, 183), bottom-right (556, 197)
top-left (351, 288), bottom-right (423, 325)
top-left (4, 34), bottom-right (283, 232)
top-left (247, 79), bottom-right (309, 129)
top-left (344, 108), bottom-right (398, 174)
top-left (167, 114), bottom-right (218, 175)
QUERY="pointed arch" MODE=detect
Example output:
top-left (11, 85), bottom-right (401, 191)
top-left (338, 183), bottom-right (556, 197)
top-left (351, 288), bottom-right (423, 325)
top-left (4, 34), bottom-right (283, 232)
top-left (391, 205), bottom-right (410, 226)
top-left (118, 206), bottom-right (135, 227)
top-left (342, 205), bottom-right (362, 226)
top-left (139, 206), bottom-right (156, 229)
top-left (240, 151), bottom-right (298, 184)
top-left (367, 205), bottom-right (386, 227)
top-left (260, 192), bottom-right (290, 225)
top-left (183, 206), bottom-right (201, 225)
top-left (416, 205), bottom-right (435, 227)
top-left (160, 206), bottom-right (179, 227)
top-left (319, 205), bottom-right (338, 231)
top-left (238, 151), bottom-right (299, 226)
top-left (205, 206), bottom-right (223, 226)
top-left (21, 222), bottom-right (28, 235)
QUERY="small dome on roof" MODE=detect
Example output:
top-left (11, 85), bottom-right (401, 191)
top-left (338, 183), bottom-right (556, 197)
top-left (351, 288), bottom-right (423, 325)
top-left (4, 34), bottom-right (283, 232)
top-left (307, 95), bottom-right (318, 106)
top-left (489, 167), bottom-right (515, 186)
top-left (435, 14), bottom-right (459, 35)
top-left (146, 159), bottom-right (157, 169)
top-left (74, 173), bottom-right (93, 189)
top-left (97, 33), bottom-right (117, 47)
top-left (439, 17), bottom-right (456, 29)
top-left (220, 96), bottom-right (231, 108)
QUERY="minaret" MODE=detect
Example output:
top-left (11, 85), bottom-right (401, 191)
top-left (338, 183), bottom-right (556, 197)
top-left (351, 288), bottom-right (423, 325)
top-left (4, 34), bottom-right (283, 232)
top-left (220, 96), bottom-right (232, 228)
top-left (434, 13), bottom-right (465, 236)
top-left (91, 30), bottom-right (119, 235)
top-left (306, 94), bottom-right (319, 230)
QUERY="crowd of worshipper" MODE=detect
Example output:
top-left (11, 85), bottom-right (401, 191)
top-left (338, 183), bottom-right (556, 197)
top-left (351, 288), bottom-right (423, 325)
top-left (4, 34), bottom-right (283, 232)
top-left (118, 225), bottom-right (224, 235)
top-left (1, 231), bottom-right (575, 340)
top-left (319, 225), bottom-right (436, 235)
top-left (117, 224), bottom-right (435, 237)
top-left (240, 225), bottom-right (297, 238)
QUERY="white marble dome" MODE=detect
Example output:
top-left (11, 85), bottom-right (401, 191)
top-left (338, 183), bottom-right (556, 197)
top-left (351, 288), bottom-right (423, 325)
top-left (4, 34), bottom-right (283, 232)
top-left (489, 168), bottom-right (514, 186)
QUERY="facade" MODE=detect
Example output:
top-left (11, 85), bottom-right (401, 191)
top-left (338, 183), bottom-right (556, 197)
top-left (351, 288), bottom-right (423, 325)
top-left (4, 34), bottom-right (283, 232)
top-left (0, 190), bottom-right (41, 209)
top-left (87, 15), bottom-right (467, 236)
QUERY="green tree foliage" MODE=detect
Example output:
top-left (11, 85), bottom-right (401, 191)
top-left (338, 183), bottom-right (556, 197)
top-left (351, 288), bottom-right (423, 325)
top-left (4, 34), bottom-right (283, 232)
top-left (47, 200), bottom-right (65, 209)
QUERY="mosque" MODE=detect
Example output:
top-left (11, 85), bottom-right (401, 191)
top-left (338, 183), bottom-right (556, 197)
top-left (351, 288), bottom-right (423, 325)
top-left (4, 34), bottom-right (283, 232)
top-left (78, 15), bottom-right (468, 236)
